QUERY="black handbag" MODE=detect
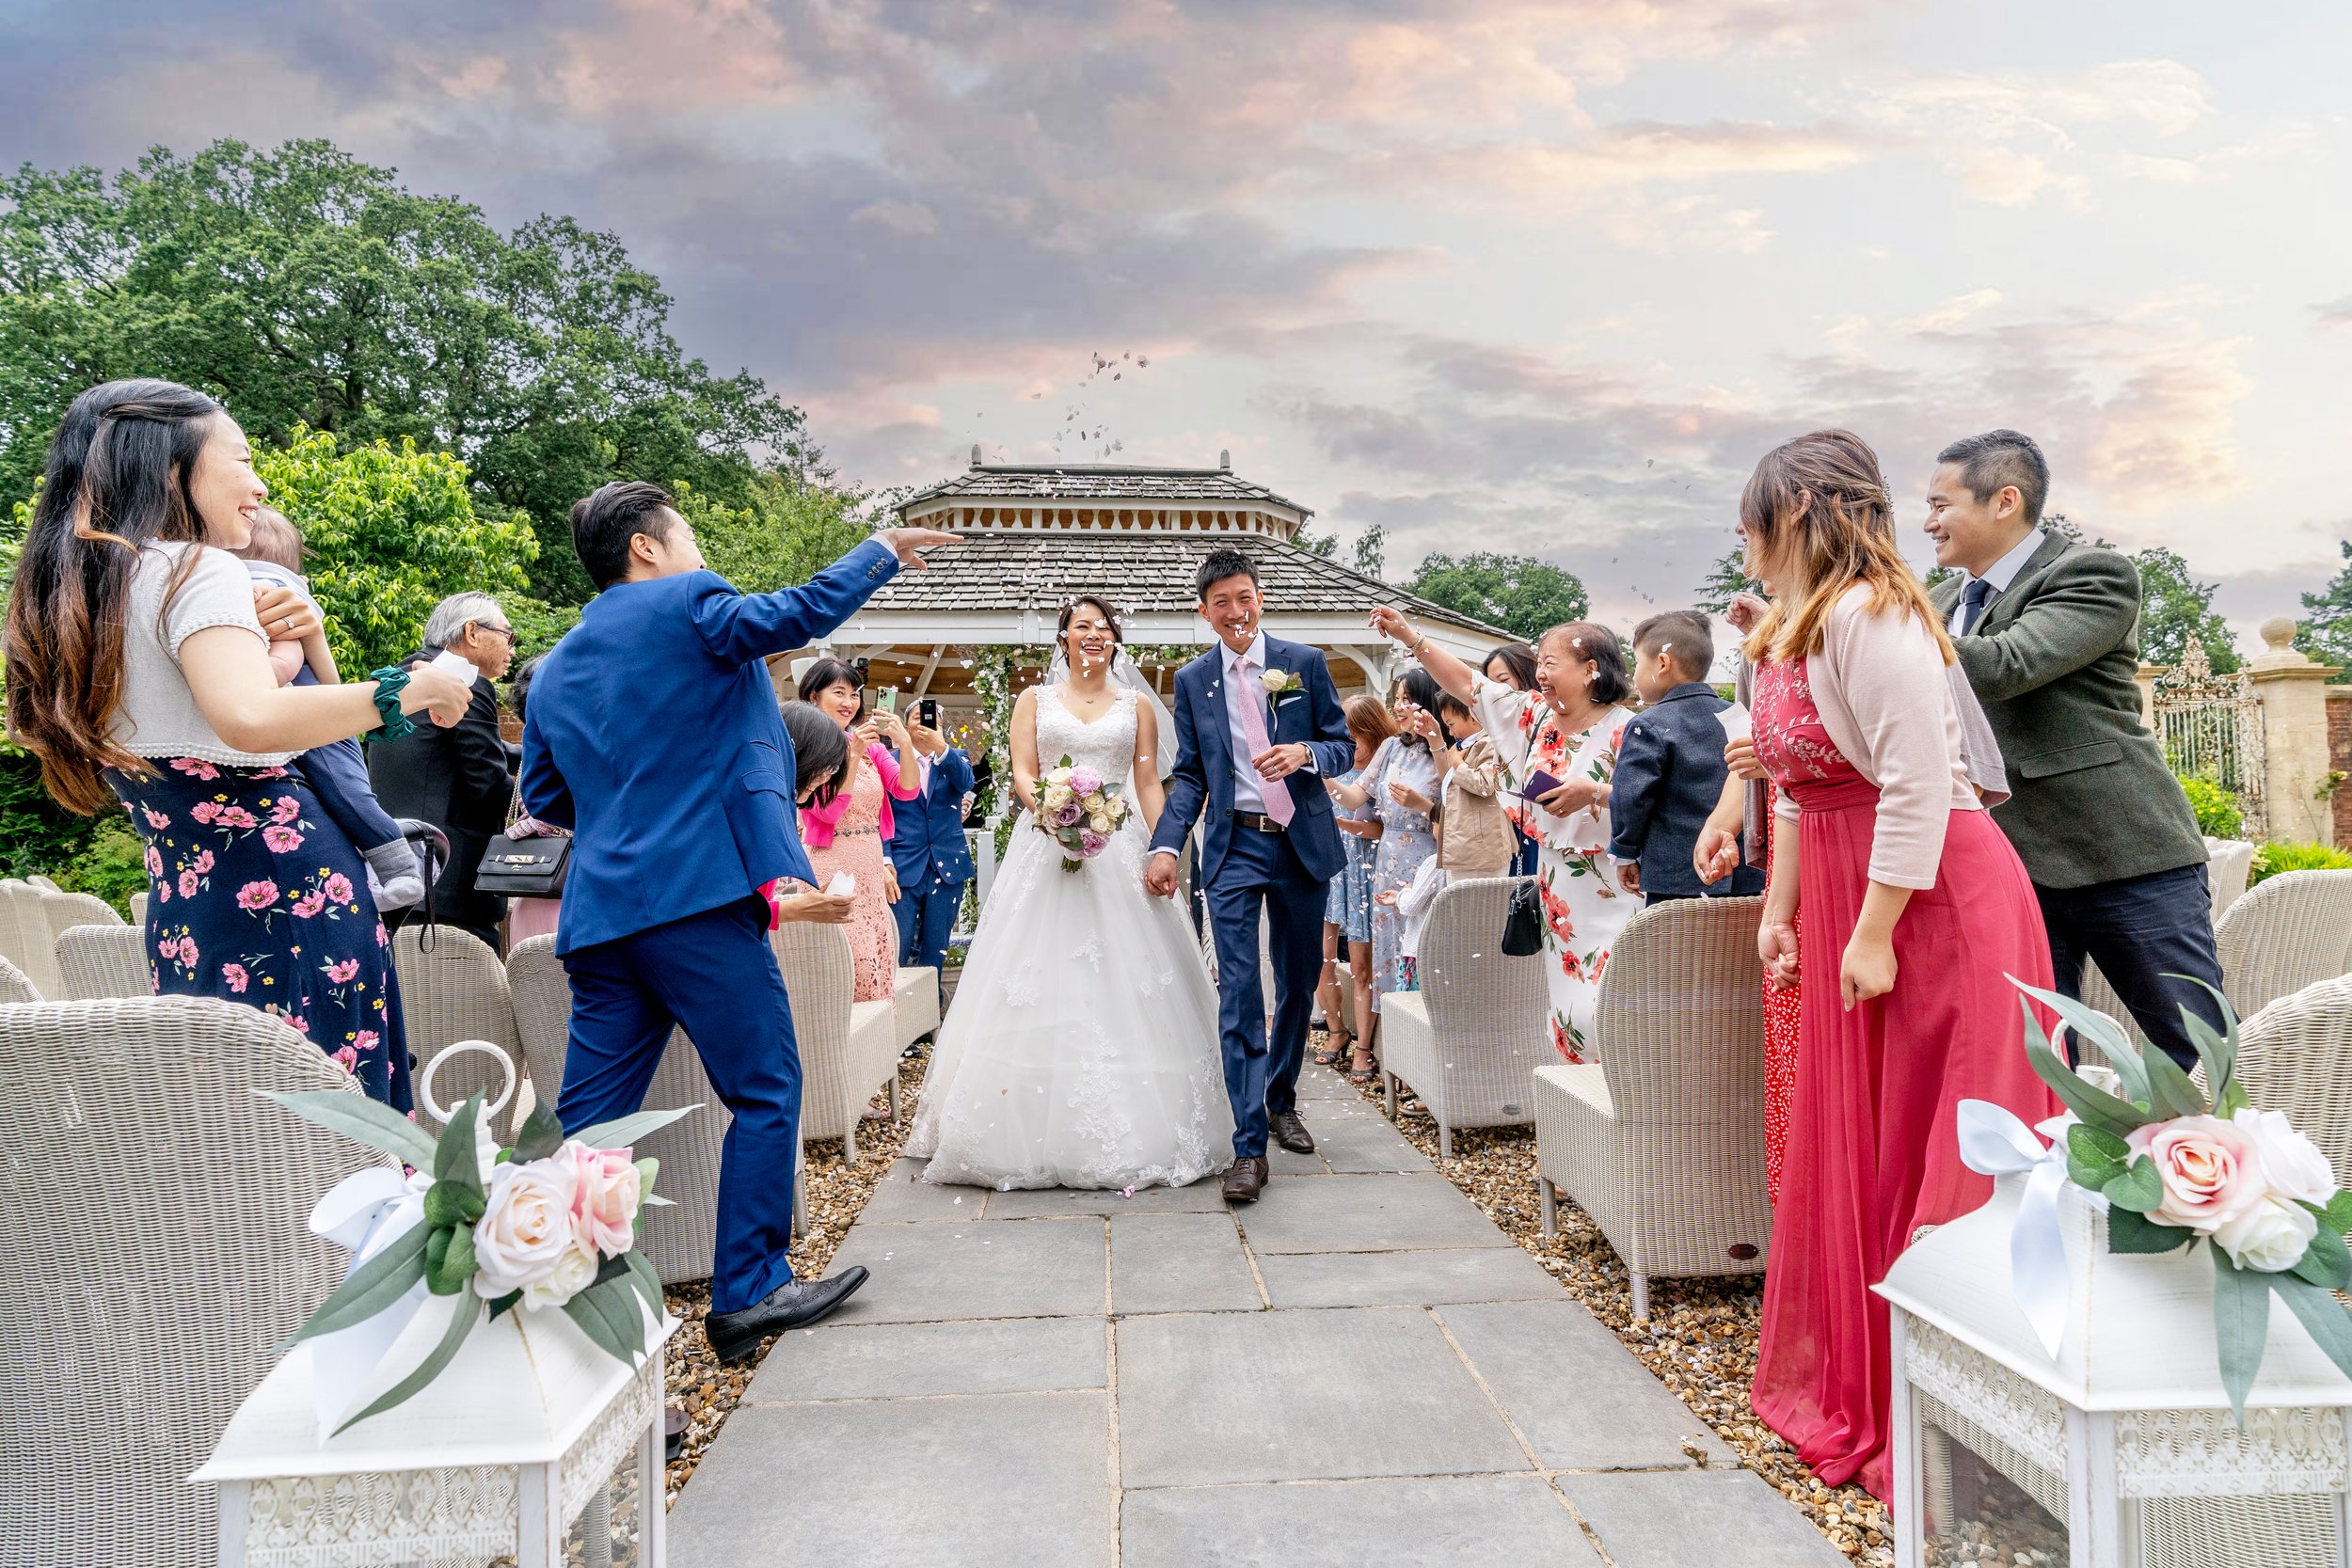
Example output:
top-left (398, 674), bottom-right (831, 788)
top-left (1501, 875), bottom-right (1544, 958)
top-left (475, 831), bottom-right (570, 897)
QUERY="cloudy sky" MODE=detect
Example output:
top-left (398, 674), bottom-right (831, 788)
top-left (5, 1), bottom-right (2347, 640)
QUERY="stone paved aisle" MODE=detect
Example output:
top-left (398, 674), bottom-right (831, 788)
top-left (671, 1067), bottom-right (1843, 1568)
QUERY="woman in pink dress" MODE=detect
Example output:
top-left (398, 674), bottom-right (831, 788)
top-left (799, 658), bottom-right (922, 1004)
top-left (1735, 430), bottom-right (2058, 1500)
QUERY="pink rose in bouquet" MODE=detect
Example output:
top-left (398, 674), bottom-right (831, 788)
top-left (2126, 1114), bottom-right (2266, 1232)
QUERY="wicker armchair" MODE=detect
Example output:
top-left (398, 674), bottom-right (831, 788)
top-left (1532, 895), bottom-right (1771, 1321)
top-left (24, 874), bottom-right (57, 892)
top-left (2205, 836), bottom-right (2257, 922)
top-left (2232, 973), bottom-right (2352, 1191)
top-left (0, 882), bottom-right (39, 986)
top-left (504, 935), bottom-right (804, 1282)
top-left (771, 921), bottom-right (901, 1160)
top-left (2, 881), bottom-right (64, 1000)
top-left (56, 924), bottom-right (151, 1000)
top-left (893, 964), bottom-right (941, 1052)
top-left (130, 890), bottom-right (149, 925)
top-left (1375, 876), bottom-right (1548, 1159)
top-left (39, 887), bottom-right (123, 940)
top-left (0, 954), bottom-right (41, 1004)
top-left (390, 924), bottom-right (522, 1135)
top-left (0, 998), bottom-right (388, 1566)
top-left (2214, 868), bottom-right (2352, 1019)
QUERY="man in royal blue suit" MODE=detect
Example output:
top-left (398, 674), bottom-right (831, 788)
top-left (887, 714), bottom-right (976, 1003)
top-left (520, 481), bottom-right (954, 1364)
top-left (1145, 548), bottom-right (1355, 1202)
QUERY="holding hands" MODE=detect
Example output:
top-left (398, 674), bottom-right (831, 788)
top-left (1143, 851), bottom-right (1180, 898)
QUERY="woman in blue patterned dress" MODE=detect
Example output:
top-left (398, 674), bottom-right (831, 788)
top-left (1315, 694), bottom-right (1398, 1082)
top-left (1333, 669), bottom-right (1443, 1018)
top-left (2, 380), bottom-right (473, 1104)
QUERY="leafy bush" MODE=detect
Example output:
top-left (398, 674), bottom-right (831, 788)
top-left (2249, 840), bottom-right (2352, 886)
top-left (56, 816), bottom-right (149, 915)
top-left (2176, 773), bottom-right (2245, 840)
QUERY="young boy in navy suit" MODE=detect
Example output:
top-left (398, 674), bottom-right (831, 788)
top-left (1609, 611), bottom-right (1764, 906)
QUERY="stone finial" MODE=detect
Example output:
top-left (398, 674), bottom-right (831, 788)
top-left (2262, 616), bottom-right (2297, 652)
top-left (1218, 449), bottom-right (1231, 470)
top-left (971, 444), bottom-right (983, 468)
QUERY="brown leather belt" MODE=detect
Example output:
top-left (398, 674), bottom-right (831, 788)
top-left (1232, 810), bottom-right (1287, 834)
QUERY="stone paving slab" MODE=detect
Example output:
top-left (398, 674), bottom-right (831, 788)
top-left (857, 1158), bottom-right (982, 1225)
top-left (747, 1317), bottom-right (1107, 1402)
top-left (1238, 1172), bottom-right (1517, 1255)
top-left (826, 1215), bottom-right (1106, 1324)
top-left (1553, 1469), bottom-right (1848, 1567)
top-left (672, 1391), bottom-right (1115, 1568)
top-left (982, 1179), bottom-right (1227, 1218)
top-left (1110, 1213), bottom-right (1262, 1316)
top-left (1435, 1300), bottom-right (1738, 1470)
top-left (1255, 1245), bottom-right (1559, 1308)
top-left (1120, 1476), bottom-right (1602, 1568)
top-left (1115, 1307), bottom-right (1528, 1488)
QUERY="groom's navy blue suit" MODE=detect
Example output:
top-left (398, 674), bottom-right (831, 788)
top-left (1151, 635), bottom-right (1353, 1158)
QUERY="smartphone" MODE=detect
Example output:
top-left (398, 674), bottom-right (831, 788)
top-left (916, 698), bottom-right (940, 729)
top-left (874, 688), bottom-right (898, 715)
top-left (1521, 768), bottom-right (1565, 801)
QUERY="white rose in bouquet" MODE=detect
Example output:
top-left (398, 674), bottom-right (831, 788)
top-left (1042, 785), bottom-right (1073, 813)
top-left (526, 1242), bottom-right (600, 1310)
top-left (1046, 766), bottom-right (1073, 786)
top-left (2233, 1107), bottom-right (2338, 1206)
top-left (473, 1157), bottom-right (583, 1305)
top-left (2214, 1195), bottom-right (2320, 1274)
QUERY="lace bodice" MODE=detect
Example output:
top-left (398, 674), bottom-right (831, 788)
top-left (1033, 685), bottom-right (1139, 791)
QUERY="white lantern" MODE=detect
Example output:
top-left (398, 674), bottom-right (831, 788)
top-left (1878, 1174), bottom-right (2352, 1568)
top-left (192, 1300), bottom-right (675, 1568)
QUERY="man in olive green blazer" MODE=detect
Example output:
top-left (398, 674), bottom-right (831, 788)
top-left (1926, 430), bottom-right (2221, 1069)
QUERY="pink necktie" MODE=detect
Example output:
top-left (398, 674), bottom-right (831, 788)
top-left (1236, 659), bottom-right (1293, 826)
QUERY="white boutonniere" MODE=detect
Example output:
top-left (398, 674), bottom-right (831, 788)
top-left (1261, 667), bottom-right (1304, 703)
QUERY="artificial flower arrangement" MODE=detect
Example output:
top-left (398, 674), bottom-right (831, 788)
top-left (1035, 752), bottom-right (1131, 872)
top-left (267, 1087), bottom-right (689, 1433)
top-left (2017, 977), bottom-right (2352, 1419)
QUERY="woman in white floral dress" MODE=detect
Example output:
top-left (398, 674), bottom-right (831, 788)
top-left (1367, 608), bottom-right (1639, 1061)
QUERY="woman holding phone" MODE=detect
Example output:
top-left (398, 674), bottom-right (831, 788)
top-left (798, 657), bottom-right (922, 1005)
top-left (1368, 610), bottom-right (1637, 1062)
top-left (1329, 670), bottom-right (1443, 1018)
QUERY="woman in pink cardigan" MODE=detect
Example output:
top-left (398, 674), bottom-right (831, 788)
top-left (800, 658), bottom-right (922, 1004)
top-left (1733, 430), bottom-right (2058, 1500)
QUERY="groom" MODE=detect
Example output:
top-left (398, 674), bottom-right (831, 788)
top-left (1146, 548), bottom-right (1355, 1202)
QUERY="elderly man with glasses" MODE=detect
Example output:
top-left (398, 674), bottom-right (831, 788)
top-left (368, 591), bottom-right (522, 953)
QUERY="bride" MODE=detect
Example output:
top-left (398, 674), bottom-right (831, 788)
top-left (907, 594), bottom-right (1234, 1190)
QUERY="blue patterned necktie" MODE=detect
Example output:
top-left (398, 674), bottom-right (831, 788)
top-left (1961, 578), bottom-right (1994, 634)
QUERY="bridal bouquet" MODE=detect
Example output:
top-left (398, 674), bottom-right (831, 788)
top-left (1036, 753), bottom-right (1131, 872)
top-left (265, 1087), bottom-right (690, 1433)
top-left (2009, 977), bottom-right (2352, 1419)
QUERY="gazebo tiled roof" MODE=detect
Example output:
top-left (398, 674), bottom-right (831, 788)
top-left (899, 463), bottom-right (1312, 519)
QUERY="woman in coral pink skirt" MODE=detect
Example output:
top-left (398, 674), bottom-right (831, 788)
top-left (1733, 430), bottom-right (2058, 1500)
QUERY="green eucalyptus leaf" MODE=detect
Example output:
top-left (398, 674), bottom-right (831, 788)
top-left (432, 1222), bottom-right (480, 1294)
top-left (582, 1276), bottom-right (651, 1362)
top-left (2273, 1276), bottom-right (2352, 1384)
top-left (2212, 1251), bottom-right (2271, 1429)
top-left (2140, 1042), bottom-right (2210, 1121)
top-left (257, 1088), bottom-right (437, 1168)
top-left (2175, 975), bottom-right (2240, 1096)
top-left (512, 1100), bottom-right (564, 1164)
top-left (623, 1248), bottom-right (663, 1314)
top-left (2024, 1020), bottom-right (2147, 1137)
top-left (2324, 1192), bottom-right (2352, 1234)
top-left (2292, 1224), bottom-right (2352, 1291)
top-left (2066, 1123), bottom-right (2130, 1188)
top-left (569, 1104), bottom-right (699, 1151)
top-left (2102, 1157), bottom-right (2166, 1214)
top-left (332, 1295), bottom-right (481, 1435)
top-left (2107, 1208), bottom-right (2196, 1256)
top-left (562, 1287), bottom-right (637, 1364)
top-left (433, 1094), bottom-right (485, 1201)
top-left (287, 1222), bottom-right (432, 1344)
top-left (422, 1227), bottom-right (458, 1295)
top-left (485, 1288), bottom-right (524, 1322)
top-left (2011, 979), bottom-right (2149, 1103)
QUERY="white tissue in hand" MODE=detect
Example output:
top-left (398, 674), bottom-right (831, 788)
top-left (427, 648), bottom-right (480, 680)
top-left (1715, 703), bottom-right (1753, 744)
top-left (827, 871), bottom-right (855, 896)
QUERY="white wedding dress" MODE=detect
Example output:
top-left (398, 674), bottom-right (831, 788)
top-left (907, 685), bottom-right (1234, 1190)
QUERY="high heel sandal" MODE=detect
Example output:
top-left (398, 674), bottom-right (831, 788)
top-left (1347, 1042), bottom-right (1377, 1085)
top-left (1313, 1030), bottom-right (1349, 1069)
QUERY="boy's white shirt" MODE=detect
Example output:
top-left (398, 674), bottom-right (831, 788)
top-left (1395, 854), bottom-right (1447, 958)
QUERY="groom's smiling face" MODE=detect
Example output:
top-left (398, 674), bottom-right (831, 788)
top-left (1201, 575), bottom-right (1263, 655)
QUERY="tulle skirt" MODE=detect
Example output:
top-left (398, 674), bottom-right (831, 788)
top-left (907, 814), bottom-right (1234, 1191)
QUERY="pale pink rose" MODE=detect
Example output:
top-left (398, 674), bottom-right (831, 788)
top-left (215, 806), bottom-right (258, 829)
top-left (1078, 829), bottom-right (1108, 857)
top-left (2127, 1115), bottom-right (2268, 1233)
top-left (1066, 765), bottom-right (1103, 797)
top-left (190, 800), bottom-right (219, 824)
top-left (178, 870), bottom-right (199, 898)
top-left (471, 1157), bottom-right (585, 1307)
top-left (235, 880), bottom-right (280, 911)
top-left (270, 796), bottom-right (301, 825)
top-left (323, 872), bottom-right (355, 905)
top-left (2232, 1108), bottom-right (2337, 1207)
top-left (326, 958), bottom-right (360, 984)
top-left (292, 890), bottom-right (326, 918)
top-left (141, 806), bottom-right (170, 829)
top-left (262, 824), bottom-right (304, 853)
top-left (193, 849), bottom-right (215, 874)
top-left (564, 1141), bottom-right (644, 1256)
top-left (221, 963), bottom-right (249, 994)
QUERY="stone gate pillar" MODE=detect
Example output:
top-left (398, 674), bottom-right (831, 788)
top-left (2248, 618), bottom-right (2343, 847)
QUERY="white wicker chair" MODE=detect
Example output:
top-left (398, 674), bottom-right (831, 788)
top-left (2233, 973), bottom-right (2352, 1192)
top-left (2205, 836), bottom-right (2257, 922)
top-left (1532, 895), bottom-right (1772, 1321)
top-left (391, 925), bottom-right (522, 1136)
top-left (0, 954), bottom-right (41, 1004)
top-left (2214, 868), bottom-right (2352, 1020)
top-left (2, 880), bottom-right (64, 1000)
top-left (0, 879), bottom-right (39, 981)
top-left (130, 890), bottom-right (149, 926)
top-left (0, 998), bottom-right (389, 1566)
top-left (506, 935), bottom-right (805, 1282)
top-left (39, 887), bottom-right (124, 941)
top-left (24, 873), bottom-right (58, 892)
top-left (773, 922), bottom-right (901, 1161)
top-left (893, 964), bottom-right (941, 1052)
top-left (1375, 877), bottom-right (1548, 1159)
top-left (56, 924), bottom-right (151, 1000)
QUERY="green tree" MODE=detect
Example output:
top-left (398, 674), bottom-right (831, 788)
top-left (256, 428), bottom-right (537, 675)
top-left (1405, 551), bottom-right (1589, 639)
top-left (1293, 528), bottom-right (1339, 559)
top-left (2132, 546), bottom-right (2238, 673)
top-left (0, 138), bottom-right (819, 603)
top-left (1351, 522), bottom-right (1385, 581)
top-left (1694, 546), bottom-right (1754, 613)
top-left (2295, 539), bottom-right (2352, 671)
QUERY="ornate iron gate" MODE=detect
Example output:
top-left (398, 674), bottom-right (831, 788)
top-left (2153, 641), bottom-right (2265, 838)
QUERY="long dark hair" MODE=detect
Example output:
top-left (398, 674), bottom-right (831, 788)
top-left (1482, 642), bottom-right (1538, 691)
top-left (1396, 667), bottom-right (1444, 748)
top-left (1056, 594), bottom-right (1124, 655)
top-left (508, 654), bottom-right (548, 729)
top-left (5, 378), bottom-right (226, 815)
top-left (782, 701), bottom-right (852, 808)
top-left (1741, 429), bottom-right (1952, 667)
top-left (799, 657), bottom-right (865, 719)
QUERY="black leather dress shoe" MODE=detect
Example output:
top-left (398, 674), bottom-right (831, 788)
top-left (1270, 1111), bottom-right (1315, 1155)
top-left (705, 1267), bottom-right (871, 1365)
top-left (1222, 1155), bottom-right (1269, 1203)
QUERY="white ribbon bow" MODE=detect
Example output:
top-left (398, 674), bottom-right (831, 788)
top-left (1954, 1099), bottom-right (2077, 1359)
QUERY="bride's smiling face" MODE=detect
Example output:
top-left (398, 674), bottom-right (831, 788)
top-left (1061, 603), bottom-right (1117, 675)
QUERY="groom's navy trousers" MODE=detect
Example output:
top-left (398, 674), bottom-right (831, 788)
top-left (1205, 822), bottom-right (1328, 1158)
